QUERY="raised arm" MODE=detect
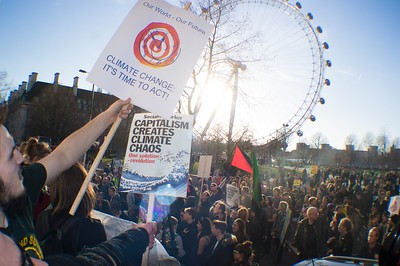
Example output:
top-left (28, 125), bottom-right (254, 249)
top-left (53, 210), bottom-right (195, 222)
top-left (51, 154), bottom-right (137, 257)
top-left (39, 98), bottom-right (132, 184)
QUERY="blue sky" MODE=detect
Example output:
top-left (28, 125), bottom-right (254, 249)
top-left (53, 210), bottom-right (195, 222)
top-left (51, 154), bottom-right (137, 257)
top-left (0, 0), bottom-right (399, 150)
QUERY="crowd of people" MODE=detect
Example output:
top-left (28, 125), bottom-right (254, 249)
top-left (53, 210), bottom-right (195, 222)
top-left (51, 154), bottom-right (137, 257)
top-left (1, 97), bottom-right (400, 265)
top-left (132, 166), bottom-right (399, 265)
top-left (84, 163), bottom-right (400, 265)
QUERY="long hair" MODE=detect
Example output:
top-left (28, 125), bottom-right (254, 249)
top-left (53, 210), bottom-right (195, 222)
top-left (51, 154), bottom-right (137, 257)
top-left (233, 218), bottom-right (249, 243)
top-left (50, 162), bottom-right (95, 217)
top-left (198, 217), bottom-right (212, 239)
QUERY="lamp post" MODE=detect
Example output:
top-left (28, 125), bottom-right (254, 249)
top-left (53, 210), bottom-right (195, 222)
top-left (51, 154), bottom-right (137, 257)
top-left (79, 69), bottom-right (96, 167)
top-left (226, 59), bottom-right (246, 164)
top-left (282, 123), bottom-right (289, 169)
top-left (79, 69), bottom-right (95, 121)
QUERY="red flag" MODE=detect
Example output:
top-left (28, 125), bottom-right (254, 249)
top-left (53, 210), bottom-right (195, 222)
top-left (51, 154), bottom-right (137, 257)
top-left (231, 147), bottom-right (253, 174)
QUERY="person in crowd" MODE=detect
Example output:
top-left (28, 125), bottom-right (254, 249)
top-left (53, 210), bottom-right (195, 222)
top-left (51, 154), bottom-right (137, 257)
top-left (308, 196), bottom-right (318, 208)
top-left (0, 98), bottom-right (163, 264)
top-left (360, 227), bottom-right (381, 259)
top-left (94, 191), bottom-right (111, 214)
top-left (108, 185), bottom-right (122, 203)
top-left (23, 137), bottom-right (52, 223)
top-left (205, 220), bottom-right (237, 266)
top-left (262, 195), bottom-right (275, 255)
top-left (368, 203), bottom-right (381, 228)
top-left (327, 216), bottom-right (340, 251)
top-left (35, 162), bottom-right (107, 256)
top-left (232, 240), bottom-right (254, 266)
top-left (240, 186), bottom-right (252, 209)
top-left (198, 191), bottom-right (212, 219)
top-left (328, 217), bottom-right (354, 256)
top-left (379, 211), bottom-right (390, 241)
top-left (294, 206), bottom-right (327, 260)
top-left (227, 207), bottom-right (238, 233)
top-left (186, 195), bottom-right (197, 208)
top-left (272, 201), bottom-right (288, 241)
top-left (272, 187), bottom-right (281, 210)
top-left (0, 98), bottom-right (132, 259)
top-left (110, 198), bottom-right (130, 221)
top-left (195, 217), bottom-right (213, 266)
top-left (345, 200), bottom-right (364, 255)
top-left (211, 200), bottom-right (227, 221)
top-left (209, 182), bottom-right (224, 203)
top-left (187, 177), bottom-right (198, 199)
top-left (271, 201), bottom-right (289, 263)
top-left (98, 175), bottom-right (111, 201)
top-left (232, 218), bottom-right (249, 244)
top-left (178, 207), bottom-right (198, 264)
top-left (237, 207), bottom-right (250, 224)
top-left (282, 192), bottom-right (294, 211)
top-left (382, 214), bottom-right (400, 243)
top-left (157, 215), bottom-right (185, 260)
top-left (103, 163), bottom-right (112, 175)
top-left (374, 189), bottom-right (389, 215)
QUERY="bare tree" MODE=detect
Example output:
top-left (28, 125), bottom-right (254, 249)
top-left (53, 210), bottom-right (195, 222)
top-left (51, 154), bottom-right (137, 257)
top-left (345, 134), bottom-right (358, 148)
top-left (179, 0), bottom-right (261, 127)
top-left (0, 71), bottom-right (13, 102)
top-left (310, 132), bottom-right (328, 149)
top-left (361, 132), bottom-right (375, 150)
top-left (29, 90), bottom-right (84, 144)
top-left (377, 129), bottom-right (390, 154)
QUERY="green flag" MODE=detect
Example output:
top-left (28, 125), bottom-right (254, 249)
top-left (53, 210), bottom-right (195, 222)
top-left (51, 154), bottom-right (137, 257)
top-left (251, 151), bottom-right (261, 208)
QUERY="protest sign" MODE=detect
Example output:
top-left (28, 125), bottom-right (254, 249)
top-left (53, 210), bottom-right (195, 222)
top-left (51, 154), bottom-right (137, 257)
top-left (119, 113), bottom-right (193, 198)
top-left (388, 196), bottom-right (400, 215)
top-left (226, 183), bottom-right (240, 208)
top-left (198, 155), bottom-right (212, 178)
top-left (87, 0), bottom-right (213, 116)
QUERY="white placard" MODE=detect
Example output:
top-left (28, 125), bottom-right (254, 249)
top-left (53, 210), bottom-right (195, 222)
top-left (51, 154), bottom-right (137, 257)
top-left (197, 155), bottom-right (212, 178)
top-left (87, 0), bottom-right (213, 116)
top-left (119, 113), bottom-right (193, 198)
top-left (226, 183), bottom-right (240, 208)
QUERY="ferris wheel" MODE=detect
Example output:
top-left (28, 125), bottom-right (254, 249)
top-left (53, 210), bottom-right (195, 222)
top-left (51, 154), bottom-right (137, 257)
top-left (185, 0), bottom-right (331, 145)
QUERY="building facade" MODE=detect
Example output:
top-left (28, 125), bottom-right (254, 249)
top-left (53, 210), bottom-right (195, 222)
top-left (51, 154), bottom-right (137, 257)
top-left (2, 72), bottom-right (142, 157)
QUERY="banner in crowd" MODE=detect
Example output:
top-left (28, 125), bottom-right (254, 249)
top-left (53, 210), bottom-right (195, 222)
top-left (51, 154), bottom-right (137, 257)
top-left (226, 183), bottom-right (240, 208)
top-left (87, 0), bottom-right (213, 116)
top-left (388, 196), bottom-right (400, 215)
top-left (198, 155), bottom-right (212, 178)
top-left (92, 210), bottom-right (174, 265)
top-left (119, 113), bottom-right (193, 197)
top-left (231, 147), bottom-right (253, 174)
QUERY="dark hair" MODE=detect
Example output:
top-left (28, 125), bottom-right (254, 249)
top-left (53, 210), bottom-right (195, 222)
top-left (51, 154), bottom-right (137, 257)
top-left (234, 240), bottom-right (253, 258)
top-left (212, 220), bottom-right (227, 234)
top-left (266, 196), bottom-right (273, 207)
top-left (214, 200), bottom-right (226, 214)
top-left (198, 217), bottom-right (212, 238)
top-left (184, 207), bottom-right (197, 219)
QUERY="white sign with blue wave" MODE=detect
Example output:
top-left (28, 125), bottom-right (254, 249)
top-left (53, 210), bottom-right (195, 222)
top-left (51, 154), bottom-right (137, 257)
top-left (120, 113), bottom-right (193, 197)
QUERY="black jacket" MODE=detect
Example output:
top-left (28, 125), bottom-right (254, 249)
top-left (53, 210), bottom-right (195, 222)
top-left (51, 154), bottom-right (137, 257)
top-left (294, 217), bottom-right (328, 260)
top-left (205, 233), bottom-right (238, 266)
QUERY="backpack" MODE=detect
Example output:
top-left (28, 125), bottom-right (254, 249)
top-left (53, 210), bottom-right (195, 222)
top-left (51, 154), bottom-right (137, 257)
top-left (37, 209), bottom-right (80, 257)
